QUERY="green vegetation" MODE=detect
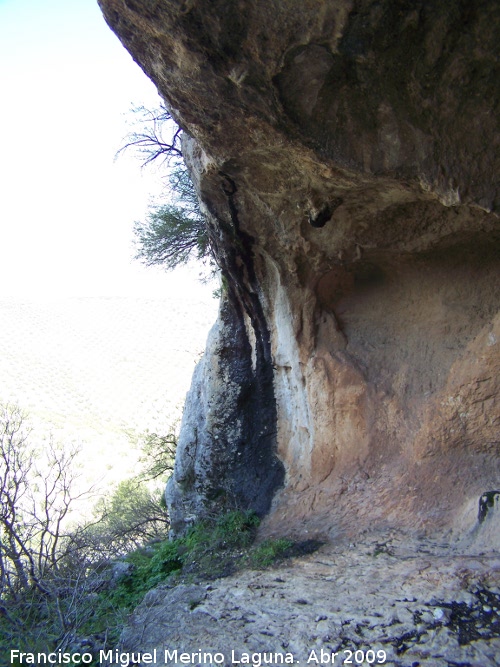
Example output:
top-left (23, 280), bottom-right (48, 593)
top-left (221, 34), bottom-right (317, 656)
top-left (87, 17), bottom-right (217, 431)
top-left (88, 479), bottom-right (169, 552)
top-left (82, 509), bottom-right (294, 640)
top-left (99, 510), bottom-right (260, 612)
top-left (370, 541), bottom-right (394, 557)
top-left (8, 510), bottom-right (293, 657)
top-left (133, 428), bottom-right (177, 483)
top-left (0, 404), bottom-right (298, 662)
top-left (133, 163), bottom-right (211, 271)
top-left (133, 194), bottom-right (209, 270)
top-left (0, 403), bottom-right (171, 656)
top-left (119, 102), bottom-right (214, 274)
top-left (99, 511), bottom-right (293, 601)
top-left (249, 538), bottom-right (294, 568)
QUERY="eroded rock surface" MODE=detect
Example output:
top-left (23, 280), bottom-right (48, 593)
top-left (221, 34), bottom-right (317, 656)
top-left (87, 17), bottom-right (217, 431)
top-left (166, 298), bottom-right (284, 536)
top-left (115, 533), bottom-right (500, 666)
top-left (97, 0), bottom-right (500, 542)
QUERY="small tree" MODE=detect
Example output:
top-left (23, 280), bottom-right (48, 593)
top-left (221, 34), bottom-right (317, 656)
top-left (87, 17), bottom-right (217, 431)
top-left (135, 429), bottom-right (177, 484)
top-left (118, 102), bottom-right (214, 273)
top-left (0, 404), bottom-right (96, 650)
top-left (89, 480), bottom-right (169, 554)
top-left (0, 404), bottom-right (172, 653)
top-left (134, 200), bottom-right (210, 269)
top-left (0, 404), bottom-right (85, 599)
top-left (116, 103), bottom-right (183, 168)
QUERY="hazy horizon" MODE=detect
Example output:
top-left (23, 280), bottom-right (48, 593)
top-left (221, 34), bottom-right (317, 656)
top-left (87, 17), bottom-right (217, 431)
top-left (0, 0), bottom-right (218, 490)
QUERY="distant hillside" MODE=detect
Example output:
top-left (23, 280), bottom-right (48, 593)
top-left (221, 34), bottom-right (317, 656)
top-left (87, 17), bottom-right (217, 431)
top-left (0, 295), bottom-right (217, 485)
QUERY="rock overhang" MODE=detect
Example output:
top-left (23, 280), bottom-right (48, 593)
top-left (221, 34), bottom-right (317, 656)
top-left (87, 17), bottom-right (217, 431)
top-left (98, 0), bottom-right (500, 542)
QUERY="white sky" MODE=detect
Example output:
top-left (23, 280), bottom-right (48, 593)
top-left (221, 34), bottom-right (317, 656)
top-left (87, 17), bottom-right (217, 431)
top-left (0, 0), bottom-right (211, 299)
top-left (0, 0), bottom-right (219, 494)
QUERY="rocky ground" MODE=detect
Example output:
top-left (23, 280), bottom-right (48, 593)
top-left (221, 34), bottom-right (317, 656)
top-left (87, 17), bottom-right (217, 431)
top-left (116, 531), bottom-right (500, 667)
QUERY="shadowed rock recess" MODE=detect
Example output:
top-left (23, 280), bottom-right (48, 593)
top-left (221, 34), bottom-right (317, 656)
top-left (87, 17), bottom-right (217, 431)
top-left (98, 0), bottom-right (500, 545)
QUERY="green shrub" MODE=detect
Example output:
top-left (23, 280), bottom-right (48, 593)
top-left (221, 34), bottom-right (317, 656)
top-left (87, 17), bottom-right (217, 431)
top-left (94, 509), bottom-right (262, 620)
top-left (214, 509), bottom-right (261, 547)
top-left (90, 479), bottom-right (169, 554)
top-left (249, 538), bottom-right (293, 568)
top-left (1, 500), bottom-right (297, 661)
top-left (149, 540), bottom-right (183, 576)
top-left (134, 202), bottom-right (209, 270)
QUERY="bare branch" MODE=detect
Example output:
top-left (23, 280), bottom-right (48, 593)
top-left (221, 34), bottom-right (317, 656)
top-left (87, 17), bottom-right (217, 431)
top-left (116, 103), bottom-right (183, 168)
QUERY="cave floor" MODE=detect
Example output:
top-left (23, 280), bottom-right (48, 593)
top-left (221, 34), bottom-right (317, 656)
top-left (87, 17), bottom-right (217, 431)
top-left (118, 532), bottom-right (500, 667)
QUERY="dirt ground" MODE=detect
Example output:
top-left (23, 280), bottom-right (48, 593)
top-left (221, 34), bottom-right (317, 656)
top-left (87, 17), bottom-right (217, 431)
top-left (117, 529), bottom-right (500, 667)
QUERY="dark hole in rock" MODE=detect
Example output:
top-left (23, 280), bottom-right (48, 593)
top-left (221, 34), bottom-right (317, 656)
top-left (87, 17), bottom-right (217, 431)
top-left (478, 490), bottom-right (500, 524)
top-left (309, 197), bottom-right (343, 228)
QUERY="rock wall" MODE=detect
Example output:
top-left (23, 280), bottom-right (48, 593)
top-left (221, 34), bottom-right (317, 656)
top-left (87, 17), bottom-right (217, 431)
top-left (98, 0), bottom-right (500, 543)
top-left (166, 294), bottom-right (284, 536)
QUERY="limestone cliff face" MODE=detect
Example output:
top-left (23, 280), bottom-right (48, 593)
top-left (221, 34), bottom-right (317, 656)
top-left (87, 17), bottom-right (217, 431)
top-left (99, 0), bottom-right (500, 541)
top-left (166, 295), bottom-right (284, 534)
